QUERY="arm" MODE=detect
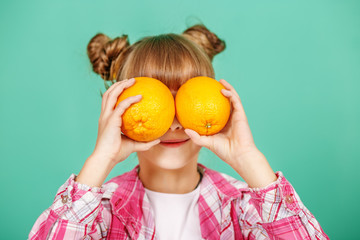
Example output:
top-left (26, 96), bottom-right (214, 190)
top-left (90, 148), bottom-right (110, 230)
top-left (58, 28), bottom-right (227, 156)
top-left (183, 79), bottom-right (329, 239)
top-left (28, 78), bottom-right (162, 239)
top-left (28, 154), bottom-right (116, 240)
top-left (233, 150), bottom-right (330, 240)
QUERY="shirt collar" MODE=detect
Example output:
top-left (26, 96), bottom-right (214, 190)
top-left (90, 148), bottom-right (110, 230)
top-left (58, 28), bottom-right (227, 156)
top-left (107, 163), bottom-right (244, 237)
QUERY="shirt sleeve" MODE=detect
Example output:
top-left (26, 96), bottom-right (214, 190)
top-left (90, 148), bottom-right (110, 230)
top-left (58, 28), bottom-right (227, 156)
top-left (236, 171), bottom-right (330, 240)
top-left (28, 173), bottom-right (113, 240)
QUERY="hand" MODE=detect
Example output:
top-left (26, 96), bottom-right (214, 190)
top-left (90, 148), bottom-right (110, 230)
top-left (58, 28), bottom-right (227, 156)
top-left (184, 79), bottom-right (277, 187)
top-left (184, 79), bottom-right (257, 167)
top-left (93, 78), bottom-right (160, 165)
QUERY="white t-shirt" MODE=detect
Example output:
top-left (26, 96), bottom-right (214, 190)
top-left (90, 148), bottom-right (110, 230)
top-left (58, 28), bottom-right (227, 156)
top-left (144, 185), bottom-right (202, 240)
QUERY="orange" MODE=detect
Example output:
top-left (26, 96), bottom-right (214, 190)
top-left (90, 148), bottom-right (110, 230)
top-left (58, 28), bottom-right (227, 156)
top-left (115, 77), bottom-right (175, 142)
top-left (175, 76), bottom-right (231, 135)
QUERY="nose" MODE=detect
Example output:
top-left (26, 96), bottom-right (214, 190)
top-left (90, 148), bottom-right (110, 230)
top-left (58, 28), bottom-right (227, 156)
top-left (170, 115), bottom-right (183, 131)
top-left (169, 90), bottom-right (182, 131)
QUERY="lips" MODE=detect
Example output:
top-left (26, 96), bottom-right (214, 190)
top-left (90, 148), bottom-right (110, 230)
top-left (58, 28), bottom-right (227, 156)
top-left (159, 138), bottom-right (190, 148)
top-left (160, 139), bottom-right (190, 143)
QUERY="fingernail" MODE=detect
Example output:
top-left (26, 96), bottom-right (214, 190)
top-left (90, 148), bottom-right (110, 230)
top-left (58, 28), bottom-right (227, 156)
top-left (221, 89), bottom-right (229, 94)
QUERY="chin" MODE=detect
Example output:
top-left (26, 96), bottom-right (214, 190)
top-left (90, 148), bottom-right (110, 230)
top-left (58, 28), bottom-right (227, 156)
top-left (155, 159), bottom-right (192, 170)
top-left (137, 149), bottom-right (197, 170)
top-left (151, 153), bottom-right (192, 170)
top-left (137, 141), bottom-right (201, 169)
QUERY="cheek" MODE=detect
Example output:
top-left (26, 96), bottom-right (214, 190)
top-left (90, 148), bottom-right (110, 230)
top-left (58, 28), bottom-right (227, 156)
top-left (187, 141), bottom-right (202, 153)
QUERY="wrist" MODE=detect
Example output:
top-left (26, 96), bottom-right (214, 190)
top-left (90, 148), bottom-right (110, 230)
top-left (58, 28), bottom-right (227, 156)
top-left (76, 154), bottom-right (117, 188)
top-left (90, 151), bottom-right (117, 165)
top-left (232, 150), bottom-right (277, 188)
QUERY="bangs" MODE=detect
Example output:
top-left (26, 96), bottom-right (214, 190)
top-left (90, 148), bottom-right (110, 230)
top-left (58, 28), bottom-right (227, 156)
top-left (119, 34), bottom-right (214, 91)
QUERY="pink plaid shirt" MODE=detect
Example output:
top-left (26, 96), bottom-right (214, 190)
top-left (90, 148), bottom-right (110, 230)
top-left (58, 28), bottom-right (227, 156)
top-left (29, 163), bottom-right (329, 239)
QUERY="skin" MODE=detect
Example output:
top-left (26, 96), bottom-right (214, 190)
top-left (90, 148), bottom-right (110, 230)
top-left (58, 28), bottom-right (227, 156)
top-left (137, 90), bottom-right (202, 194)
top-left (137, 80), bottom-right (277, 194)
top-left (76, 78), bottom-right (277, 191)
top-left (191, 79), bottom-right (278, 189)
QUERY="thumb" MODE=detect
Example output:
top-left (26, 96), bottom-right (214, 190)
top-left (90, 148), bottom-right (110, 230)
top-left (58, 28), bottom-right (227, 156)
top-left (184, 129), bottom-right (212, 149)
top-left (134, 139), bottom-right (161, 152)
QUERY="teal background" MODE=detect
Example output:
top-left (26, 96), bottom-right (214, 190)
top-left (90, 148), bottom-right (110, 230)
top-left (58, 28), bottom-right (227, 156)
top-left (0, 0), bottom-right (358, 239)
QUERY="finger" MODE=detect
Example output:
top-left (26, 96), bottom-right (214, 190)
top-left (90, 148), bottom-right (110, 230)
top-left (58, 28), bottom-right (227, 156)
top-left (101, 81), bottom-right (123, 112)
top-left (108, 78), bottom-right (137, 111)
top-left (221, 88), bottom-right (247, 121)
top-left (134, 139), bottom-right (161, 151)
top-left (221, 89), bottom-right (242, 112)
top-left (219, 79), bottom-right (241, 102)
top-left (102, 78), bottom-right (136, 118)
top-left (184, 129), bottom-right (213, 149)
top-left (102, 78), bottom-right (135, 112)
top-left (220, 81), bottom-right (247, 121)
top-left (101, 78), bottom-right (135, 113)
top-left (112, 94), bottom-right (142, 122)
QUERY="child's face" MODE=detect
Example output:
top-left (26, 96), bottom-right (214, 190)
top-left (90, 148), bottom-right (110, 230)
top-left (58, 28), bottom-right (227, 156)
top-left (136, 89), bottom-right (202, 170)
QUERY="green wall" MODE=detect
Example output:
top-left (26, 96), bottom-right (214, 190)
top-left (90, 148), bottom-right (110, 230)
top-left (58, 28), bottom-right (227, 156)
top-left (1, 0), bottom-right (358, 239)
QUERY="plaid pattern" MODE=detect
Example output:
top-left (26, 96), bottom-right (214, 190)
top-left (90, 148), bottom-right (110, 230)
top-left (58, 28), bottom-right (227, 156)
top-left (29, 163), bottom-right (329, 239)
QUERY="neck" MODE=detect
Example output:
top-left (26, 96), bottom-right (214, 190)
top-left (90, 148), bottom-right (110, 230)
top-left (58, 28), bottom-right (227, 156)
top-left (137, 159), bottom-right (201, 194)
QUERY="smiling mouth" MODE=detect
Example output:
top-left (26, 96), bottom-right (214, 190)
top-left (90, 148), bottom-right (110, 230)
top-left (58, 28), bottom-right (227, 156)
top-left (160, 139), bottom-right (190, 143)
top-left (159, 139), bottom-right (190, 146)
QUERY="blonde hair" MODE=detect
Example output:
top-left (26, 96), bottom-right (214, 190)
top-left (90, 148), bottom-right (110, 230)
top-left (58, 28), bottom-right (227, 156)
top-left (86, 24), bottom-right (226, 96)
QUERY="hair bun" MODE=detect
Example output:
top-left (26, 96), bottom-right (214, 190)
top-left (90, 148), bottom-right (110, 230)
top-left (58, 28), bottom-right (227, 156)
top-left (182, 24), bottom-right (226, 61)
top-left (87, 33), bottom-right (130, 80)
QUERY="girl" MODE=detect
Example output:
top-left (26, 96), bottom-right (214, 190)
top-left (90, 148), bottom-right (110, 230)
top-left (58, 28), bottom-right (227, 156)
top-left (29, 24), bottom-right (329, 240)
